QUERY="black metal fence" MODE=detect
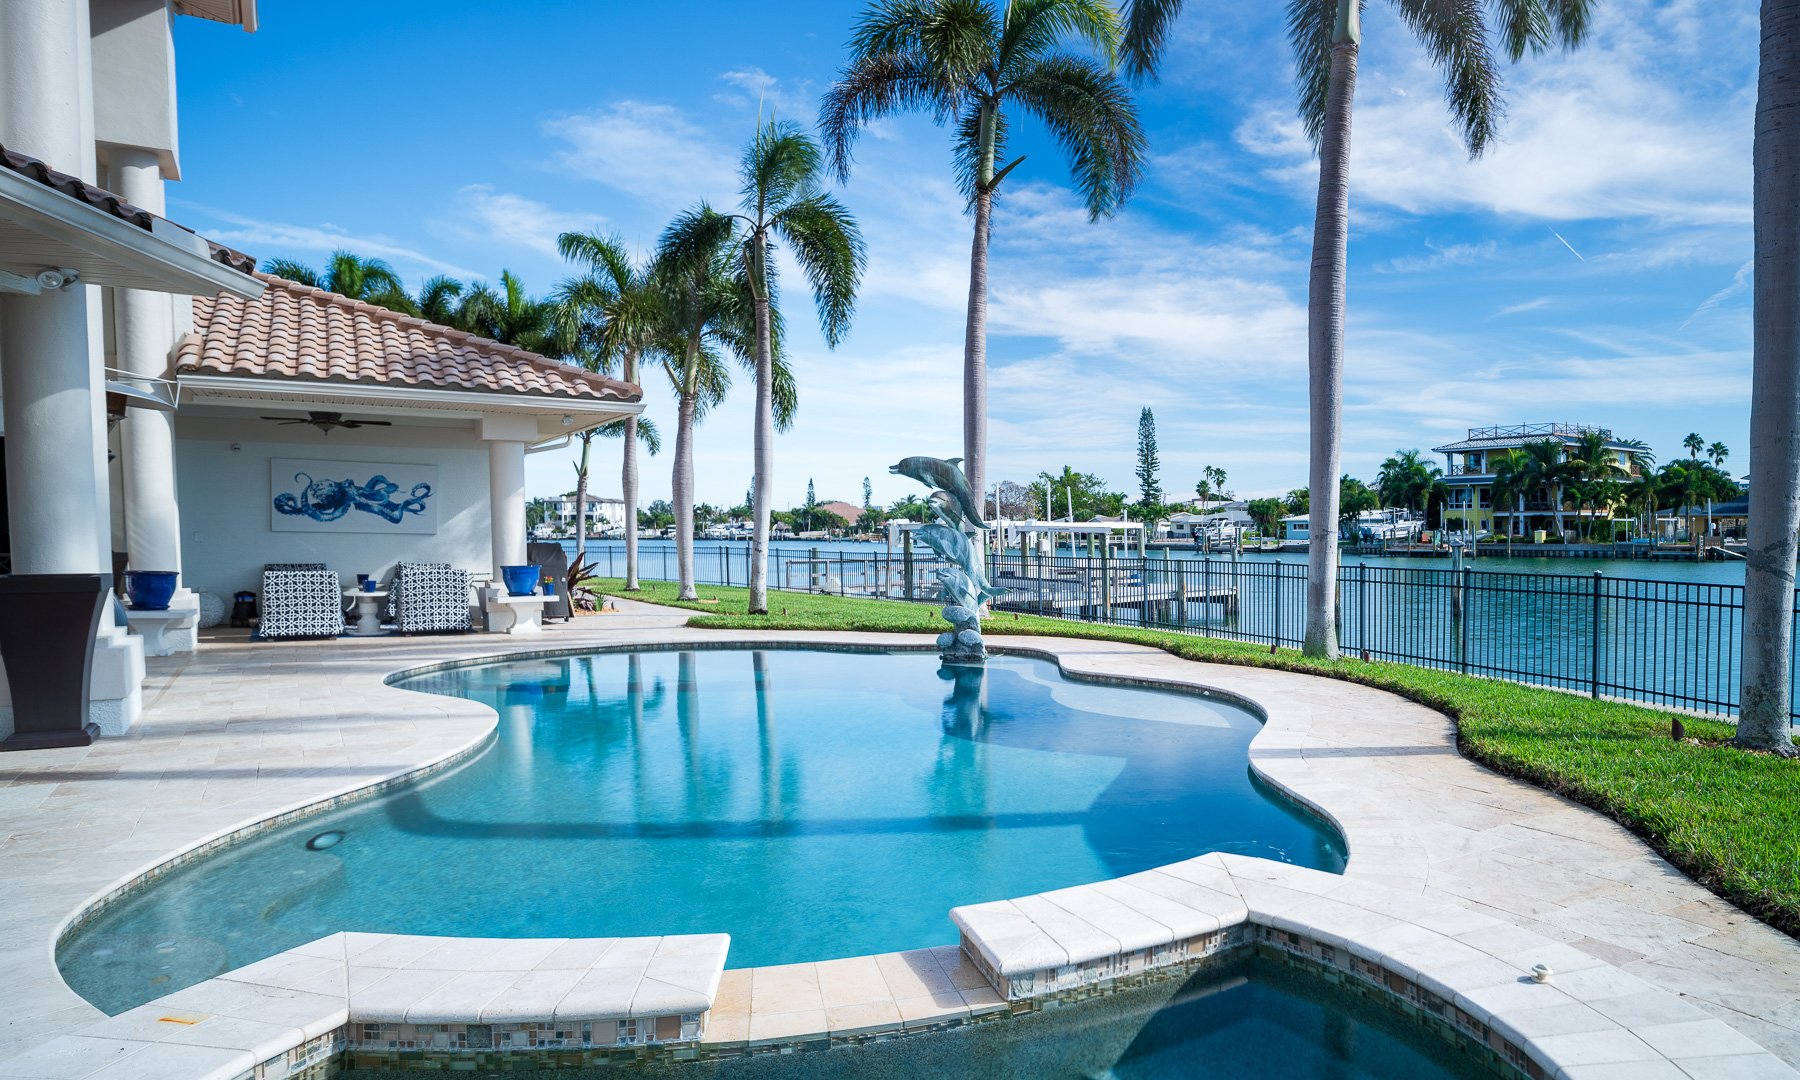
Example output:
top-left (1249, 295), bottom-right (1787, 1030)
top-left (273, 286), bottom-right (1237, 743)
top-left (582, 543), bottom-right (1793, 719)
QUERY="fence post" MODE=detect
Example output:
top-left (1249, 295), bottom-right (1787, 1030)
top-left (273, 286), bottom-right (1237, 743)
top-left (1590, 570), bottom-right (1603, 699)
top-left (723, 545), bottom-right (731, 588)
top-left (1459, 565), bottom-right (1471, 673)
top-left (838, 551), bottom-right (846, 597)
top-left (810, 547), bottom-right (821, 593)
top-left (903, 532), bottom-right (914, 601)
top-left (1099, 542), bottom-right (1112, 621)
top-left (1358, 562), bottom-right (1369, 660)
top-left (1273, 560), bottom-right (1283, 648)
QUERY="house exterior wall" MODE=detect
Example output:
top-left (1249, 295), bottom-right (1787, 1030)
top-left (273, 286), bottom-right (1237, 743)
top-left (174, 417), bottom-right (495, 602)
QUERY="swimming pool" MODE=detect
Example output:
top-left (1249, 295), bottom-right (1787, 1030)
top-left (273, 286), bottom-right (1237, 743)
top-left (59, 647), bottom-right (1343, 1013)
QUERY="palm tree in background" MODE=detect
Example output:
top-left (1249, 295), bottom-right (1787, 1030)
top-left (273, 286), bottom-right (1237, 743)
top-left (1120, 0), bottom-right (1596, 658)
top-left (1489, 449), bottom-right (1529, 547)
top-left (416, 276), bottom-right (467, 326)
top-left (1374, 449), bottom-right (1441, 517)
top-left (717, 120), bottom-right (866, 615)
top-left (1516, 440), bottom-right (1572, 540)
top-left (656, 207), bottom-right (783, 600)
top-left (1683, 432), bottom-right (1705, 459)
top-left (554, 232), bottom-right (669, 589)
top-left (458, 270), bottom-right (559, 354)
top-left (262, 251), bottom-right (414, 313)
top-left (1707, 441), bottom-right (1730, 468)
top-left (1567, 431), bottom-right (1625, 540)
top-left (820, 0), bottom-right (1148, 502)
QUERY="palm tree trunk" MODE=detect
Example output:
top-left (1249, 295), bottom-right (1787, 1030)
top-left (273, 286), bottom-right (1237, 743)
top-left (674, 387), bottom-right (699, 602)
top-left (1303, 30), bottom-right (1358, 660)
top-left (1741, 0), bottom-right (1800, 754)
top-left (749, 230), bottom-right (776, 615)
top-left (574, 434), bottom-right (590, 572)
top-left (963, 186), bottom-right (992, 503)
top-left (622, 348), bottom-right (641, 591)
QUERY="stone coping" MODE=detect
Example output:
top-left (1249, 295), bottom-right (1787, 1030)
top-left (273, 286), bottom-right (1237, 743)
top-left (1, 601), bottom-right (1797, 1075)
top-left (0, 932), bottom-right (727, 1080)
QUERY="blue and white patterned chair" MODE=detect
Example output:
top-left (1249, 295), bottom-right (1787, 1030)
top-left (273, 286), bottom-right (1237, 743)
top-left (259, 565), bottom-right (344, 640)
top-left (385, 561), bottom-right (472, 635)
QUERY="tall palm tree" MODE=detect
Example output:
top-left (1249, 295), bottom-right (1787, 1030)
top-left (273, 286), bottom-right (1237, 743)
top-left (1741, 0), bottom-right (1800, 753)
top-left (655, 207), bottom-right (786, 600)
top-left (1121, 0), bottom-right (1595, 658)
top-left (1683, 432), bottom-right (1706, 459)
top-left (820, 0), bottom-right (1147, 501)
top-left (416, 275), bottom-right (467, 326)
top-left (1374, 448), bottom-right (1440, 515)
top-left (262, 250), bottom-right (415, 314)
top-left (1489, 449), bottom-right (1529, 545)
top-left (1568, 431), bottom-right (1625, 540)
top-left (1707, 441), bottom-right (1730, 468)
top-left (717, 121), bottom-right (866, 615)
top-left (554, 232), bottom-right (669, 589)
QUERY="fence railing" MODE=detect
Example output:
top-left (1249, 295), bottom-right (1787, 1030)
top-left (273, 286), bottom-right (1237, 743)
top-left (579, 543), bottom-right (1795, 719)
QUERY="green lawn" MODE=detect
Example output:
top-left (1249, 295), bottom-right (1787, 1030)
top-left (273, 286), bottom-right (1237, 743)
top-left (593, 578), bottom-right (1800, 937)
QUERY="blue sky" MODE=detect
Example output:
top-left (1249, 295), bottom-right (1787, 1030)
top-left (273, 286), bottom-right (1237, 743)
top-left (169, 0), bottom-right (1756, 510)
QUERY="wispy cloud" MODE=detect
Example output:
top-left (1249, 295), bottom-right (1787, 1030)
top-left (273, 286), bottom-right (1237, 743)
top-left (543, 101), bottom-right (739, 207)
top-left (432, 186), bottom-right (596, 259)
top-left (181, 205), bottom-right (480, 281)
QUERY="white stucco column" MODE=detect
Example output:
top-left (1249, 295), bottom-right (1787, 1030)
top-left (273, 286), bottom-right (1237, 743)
top-left (109, 149), bottom-right (196, 655)
top-left (488, 439), bottom-right (528, 579)
top-left (0, 0), bottom-right (145, 735)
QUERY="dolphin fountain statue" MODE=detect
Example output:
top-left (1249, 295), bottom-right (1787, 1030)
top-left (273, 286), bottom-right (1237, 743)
top-left (891, 455), bottom-right (1001, 664)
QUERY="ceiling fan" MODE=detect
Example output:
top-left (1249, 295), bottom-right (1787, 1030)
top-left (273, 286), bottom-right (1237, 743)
top-left (258, 411), bottom-right (394, 434)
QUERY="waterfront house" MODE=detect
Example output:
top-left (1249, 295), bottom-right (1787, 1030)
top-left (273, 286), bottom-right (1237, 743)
top-left (551, 493), bottom-right (627, 537)
top-left (1431, 423), bottom-right (1649, 538)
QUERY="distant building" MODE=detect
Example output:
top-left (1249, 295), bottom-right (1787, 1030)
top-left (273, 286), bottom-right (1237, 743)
top-left (551, 494), bottom-right (626, 534)
top-left (1282, 515), bottom-right (1311, 541)
top-left (1431, 423), bottom-right (1650, 536)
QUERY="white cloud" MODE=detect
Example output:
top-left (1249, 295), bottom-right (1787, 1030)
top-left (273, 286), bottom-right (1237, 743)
top-left (1237, 0), bottom-right (1753, 227)
top-left (714, 67), bottom-right (816, 122)
top-left (184, 205), bottom-right (479, 282)
top-left (544, 101), bottom-right (739, 207)
top-left (433, 185), bottom-right (596, 258)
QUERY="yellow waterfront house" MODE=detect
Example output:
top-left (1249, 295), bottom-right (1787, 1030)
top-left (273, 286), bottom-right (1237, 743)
top-left (1431, 423), bottom-right (1650, 538)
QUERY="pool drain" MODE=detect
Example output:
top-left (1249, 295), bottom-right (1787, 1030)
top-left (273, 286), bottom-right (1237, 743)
top-left (305, 830), bottom-right (345, 851)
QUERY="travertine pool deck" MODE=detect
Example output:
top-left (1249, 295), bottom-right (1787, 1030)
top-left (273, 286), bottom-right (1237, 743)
top-left (0, 597), bottom-right (1796, 1074)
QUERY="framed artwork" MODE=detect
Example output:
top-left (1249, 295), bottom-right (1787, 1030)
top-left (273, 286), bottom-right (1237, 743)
top-left (269, 458), bottom-right (439, 535)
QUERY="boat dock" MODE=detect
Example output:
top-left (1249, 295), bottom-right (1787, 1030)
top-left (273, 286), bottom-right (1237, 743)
top-left (991, 567), bottom-right (1238, 620)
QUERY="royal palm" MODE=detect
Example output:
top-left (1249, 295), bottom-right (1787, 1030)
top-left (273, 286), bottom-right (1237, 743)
top-left (821, 0), bottom-right (1147, 500)
top-left (554, 232), bottom-right (669, 589)
top-left (1121, 0), bottom-right (1596, 658)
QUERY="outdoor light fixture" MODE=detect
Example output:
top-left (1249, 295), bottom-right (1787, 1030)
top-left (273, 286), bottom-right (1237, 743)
top-left (561, 414), bottom-right (574, 426)
top-left (0, 267), bottom-right (81, 295)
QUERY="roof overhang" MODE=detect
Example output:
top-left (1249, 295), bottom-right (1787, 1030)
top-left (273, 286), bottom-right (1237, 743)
top-left (0, 166), bottom-right (263, 297)
top-left (173, 0), bottom-right (257, 31)
top-left (176, 373), bottom-right (642, 445)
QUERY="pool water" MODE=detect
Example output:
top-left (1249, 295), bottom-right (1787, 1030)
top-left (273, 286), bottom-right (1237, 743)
top-left (59, 648), bottom-right (1343, 1013)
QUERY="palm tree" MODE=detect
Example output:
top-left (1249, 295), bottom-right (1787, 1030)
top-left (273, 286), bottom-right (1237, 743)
top-left (717, 121), bottom-right (865, 615)
top-left (1707, 441), bottom-right (1730, 468)
top-left (1374, 449), bottom-right (1441, 516)
top-left (416, 275), bottom-right (467, 326)
top-left (820, 0), bottom-right (1147, 501)
top-left (262, 250), bottom-right (415, 313)
top-left (1121, 0), bottom-right (1595, 658)
top-left (1741, 1), bottom-right (1800, 753)
top-left (458, 270), bottom-right (558, 354)
top-left (554, 232), bottom-right (669, 589)
top-left (655, 207), bottom-right (782, 600)
top-left (1683, 432), bottom-right (1706, 459)
top-left (1516, 439), bottom-right (1572, 540)
top-left (1489, 449), bottom-right (1529, 546)
top-left (1568, 431), bottom-right (1625, 540)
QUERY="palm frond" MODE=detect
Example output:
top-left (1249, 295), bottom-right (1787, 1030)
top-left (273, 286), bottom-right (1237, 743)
top-left (742, 120), bottom-right (824, 219)
top-left (1490, 0), bottom-right (1551, 60)
top-left (1000, 0), bottom-right (1122, 77)
top-left (416, 276), bottom-right (464, 325)
top-left (1394, 0), bottom-right (1502, 156)
top-left (596, 414), bottom-right (663, 455)
top-left (770, 350), bottom-right (799, 431)
top-left (1287, 0), bottom-right (1353, 149)
top-left (1118, 0), bottom-right (1186, 81)
top-left (556, 230), bottom-right (636, 293)
top-left (261, 258), bottom-right (320, 287)
top-left (775, 193), bottom-right (866, 347)
top-left (1008, 53), bottom-right (1147, 218)
top-left (819, 52), bottom-right (949, 180)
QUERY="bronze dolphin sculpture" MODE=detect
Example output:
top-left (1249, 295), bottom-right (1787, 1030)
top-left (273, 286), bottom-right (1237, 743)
top-left (890, 456), bottom-right (986, 527)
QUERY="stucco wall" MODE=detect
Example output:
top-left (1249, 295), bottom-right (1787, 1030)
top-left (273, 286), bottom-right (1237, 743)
top-left (174, 417), bottom-right (495, 602)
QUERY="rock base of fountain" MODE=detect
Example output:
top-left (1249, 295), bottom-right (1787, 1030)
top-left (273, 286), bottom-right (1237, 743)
top-left (937, 605), bottom-right (986, 665)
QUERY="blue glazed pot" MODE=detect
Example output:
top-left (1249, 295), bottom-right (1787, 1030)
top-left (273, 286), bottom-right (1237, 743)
top-left (125, 571), bottom-right (178, 611)
top-left (541, 580), bottom-right (558, 597)
top-left (501, 565), bottom-right (542, 597)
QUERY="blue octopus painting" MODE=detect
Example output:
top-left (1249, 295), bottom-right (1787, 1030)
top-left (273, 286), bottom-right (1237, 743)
top-left (274, 472), bottom-right (432, 525)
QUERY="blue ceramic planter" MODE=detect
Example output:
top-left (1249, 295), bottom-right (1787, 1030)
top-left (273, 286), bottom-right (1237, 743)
top-left (501, 565), bottom-right (542, 597)
top-left (541, 580), bottom-right (558, 597)
top-left (125, 571), bottom-right (178, 611)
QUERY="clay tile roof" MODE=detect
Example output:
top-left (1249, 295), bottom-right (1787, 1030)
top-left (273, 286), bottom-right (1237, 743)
top-left (175, 274), bottom-right (641, 404)
top-left (0, 142), bottom-right (256, 274)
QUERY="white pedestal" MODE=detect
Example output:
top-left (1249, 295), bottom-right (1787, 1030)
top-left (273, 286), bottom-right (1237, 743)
top-left (344, 590), bottom-right (390, 637)
top-left (124, 597), bottom-right (200, 657)
top-left (484, 589), bottom-right (548, 635)
top-left (89, 626), bottom-right (145, 737)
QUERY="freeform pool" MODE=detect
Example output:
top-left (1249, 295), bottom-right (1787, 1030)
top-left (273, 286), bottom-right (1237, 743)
top-left (59, 648), bottom-right (1344, 1013)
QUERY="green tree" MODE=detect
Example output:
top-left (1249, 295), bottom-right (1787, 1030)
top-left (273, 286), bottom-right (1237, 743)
top-left (1489, 449), bottom-right (1529, 543)
top-left (456, 270), bottom-right (558, 353)
top-left (1708, 441), bottom-right (1730, 467)
top-left (821, 0), bottom-right (1147, 501)
top-left (714, 120), bottom-right (865, 614)
top-left (1684, 432), bottom-right (1706, 459)
top-left (1193, 465), bottom-right (1229, 504)
top-left (1135, 406), bottom-right (1163, 508)
top-left (1030, 465), bottom-right (1125, 521)
top-left (640, 499), bottom-right (676, 531)
top-left (1247, 497), bottom-right (1286, 536)
top-left (889, 494), bottom-right (931, 521)
top-left (1517, 439), bottom-right (1574, 539)
top-left (863, 476), bottom-right (874, 508)
top-left (553, 231), bottom-right (667, 588)
top-left (1283, 488), bottom-right (1309, 516)
top-left (262, 250), bottom-right (414, 313)
top-left (803, 478), bottom-right (819, 532)
top-left (1374, 449), bottom-right (1443, 516)
top-left (1122, 0), bottom-right (1597, 659)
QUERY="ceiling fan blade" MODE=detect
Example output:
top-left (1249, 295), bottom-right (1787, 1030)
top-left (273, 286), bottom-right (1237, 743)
top-left (342, 420), bottom-right (393, 427)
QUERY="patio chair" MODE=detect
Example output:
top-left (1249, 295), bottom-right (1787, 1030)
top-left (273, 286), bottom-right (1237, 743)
top-left (385, 561), bottom-right (472, 634)
top-left (527, 542), bottom-right (572, 621)
top-left (259, 565), bottom-right (344, 640)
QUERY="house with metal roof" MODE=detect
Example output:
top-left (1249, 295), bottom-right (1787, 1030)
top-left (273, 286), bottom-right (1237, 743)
top-left (1430, 423), bottom-right (1651, 537)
